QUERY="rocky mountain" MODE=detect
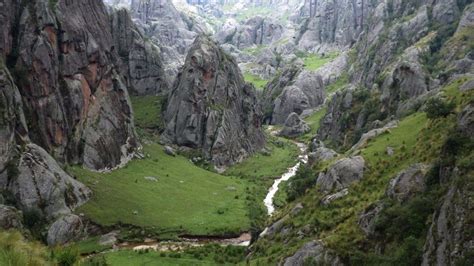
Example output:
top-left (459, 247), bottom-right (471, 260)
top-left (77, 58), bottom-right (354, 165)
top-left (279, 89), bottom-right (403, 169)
top-left (162, 35), bottom-right (265, 169)
top-left (0, 0), bottom-right (149, 246)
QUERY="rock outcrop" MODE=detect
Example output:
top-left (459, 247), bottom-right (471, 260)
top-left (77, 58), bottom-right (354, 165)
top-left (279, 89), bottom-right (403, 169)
top-left (0, 204), bottom-right (23, 229)
top-left (316, 156), bottom-right (365, 192)
top-left (216, 16), bottom-right (284, 49)
top-left (264, 69), bottom-right (325, 125)
top-left (386, 163), bottom-right (430, 203)
top-left (297, 0), bottom-right (375, 53)
top-left (3, 144), bottom-right (91, 221)
top-left (130, 0), bottom-right (204, 81)
top-left (6, 0), bottom-right (140, 171)
top-left (278, 112), bottom-right (310, 138)
top-left (284, 240), bottom-right (344, 266)
top-left (163, 35), bottom-right (265, 168)
top-left (110, 8), bottom-right (169, 95)
top-left (47, 214), bottom-right (84, 246)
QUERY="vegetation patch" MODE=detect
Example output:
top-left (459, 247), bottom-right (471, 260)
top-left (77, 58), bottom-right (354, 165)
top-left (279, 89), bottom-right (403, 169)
top-left (71, 143), bottom-right (251, 238)
top-left (130, 96), bottom-right (165, 131)
top-left (243, 72), bottom-right (268, 90)
top-left (301, 52), bottom-right (339, 71)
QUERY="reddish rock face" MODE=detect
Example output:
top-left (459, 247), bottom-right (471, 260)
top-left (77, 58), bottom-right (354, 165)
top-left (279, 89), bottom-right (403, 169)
top-left (4, 0), bottom-right (140, 170)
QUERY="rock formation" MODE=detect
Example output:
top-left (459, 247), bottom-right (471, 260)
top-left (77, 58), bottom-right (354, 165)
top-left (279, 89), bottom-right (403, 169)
top-left (278, 112), bottom-right (310, 138)
top-left (110, 8), bottom-right (170, 95)
top-left (163, 35), bottom-right (265, 168)
top-left (316, 156), bottom-right (365, 192)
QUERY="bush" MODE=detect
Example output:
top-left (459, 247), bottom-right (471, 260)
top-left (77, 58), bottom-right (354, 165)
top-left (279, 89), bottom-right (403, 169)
top-left (425, 97), bottom-right (455, 119)
top-left (52, 247), bottom-right (80, 266)
top-left (286, 165), bottom-right (317, 201)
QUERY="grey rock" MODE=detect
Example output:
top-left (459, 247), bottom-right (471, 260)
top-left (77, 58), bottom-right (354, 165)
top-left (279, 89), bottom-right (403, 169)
top-left (321, 188), bottom-right (349, 206)
top-left (386, 163), bottom-right (430, 202)
top-left (350, 120), bottom-right (399, 152)
top-left (460, 79), bottom-right (474, 92)
top-left (458, 104), bottom-right (474, 138)
top-left (110, 8), bottom-right (169, 95)
top-left (308, 140), bottom-right (338, 165)
top-left (164, 146), bottom-right (176, 157)
top-left (99, 231), bottom-right (119, 246)
top-left (422, 182), bottom-right (472, 266)
top-left (9, 0), bottom-right (140, 171)
top-left (162, 35), bottom-right (265, 167)
top-left (0, 205), bottom-right (23, 229)
top-left (317, 156), bottom-right (365, 192)
top-left (47, 214), bottom-right (84, 246)
top-left (284, 240), bottom-right (343, 266)
top-left (386, 146), bottom-right (395, 156)
top-left (278, 113), bottom-right (311, 138)
top-left (272, 86), bottom-right (311, 125)
top-left (1, 144), bottom-right (91, 221)
top-left (358, 202), bottom-right (384, 237)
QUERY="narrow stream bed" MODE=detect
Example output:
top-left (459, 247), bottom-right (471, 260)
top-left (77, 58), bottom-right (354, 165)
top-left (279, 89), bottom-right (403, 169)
top-left (263, 142), bottom-right (308, 215)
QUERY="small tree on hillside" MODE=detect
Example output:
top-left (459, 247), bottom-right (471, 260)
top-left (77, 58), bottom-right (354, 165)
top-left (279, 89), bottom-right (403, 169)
top-left (424, 97), bottom-right (455, 119)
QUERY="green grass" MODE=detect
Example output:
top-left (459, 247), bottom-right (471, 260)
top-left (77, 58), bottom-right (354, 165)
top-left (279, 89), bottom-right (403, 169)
top-left (296, 107), bottom-right (328, 142)
top-left (71, 143), bottom-right (251, 238)
top-left (326, 73), bottom-right (349, 94)
top-left (104, 251), bottom-right (216, 266)
top-left (70, 236), bottom-right (111, 255)
top-left (0, 231), bottom-right (52, 266)
top-left (302, 53), bottom-right (339, 71)
top-left (131, 96), bottom-right (163, 130)
top-left (225, 136), bottom-right (298, 179)
top-left (250, 110), bottom-right (455, 263)
top-left (244, 73), bottom-right (268, 90)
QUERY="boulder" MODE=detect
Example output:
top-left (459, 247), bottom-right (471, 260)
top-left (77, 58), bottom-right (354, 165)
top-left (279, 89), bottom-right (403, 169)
top-left (272, 86), bottom-right (311, 124)
top-left (2, 144), bottom-right (91, 221)
top-left (0, 205), bottom-right (23, 229)
top-left (386, 163), bottom-right (430, 202)
top-left (164, 146), bottom-right (176, 157)
top-left (47, 214), bottom-right (84, 246)
top-left (316, 156), bottom-right (365, 192)
top-left (350, 120), bottom-right (399, 152)
top-left (308, 140), bottom-right (338, 165)
top-left (358, 202), bottom-right (384, 237)
top-left (321, 188), bottom-right (349, 206)
top-left (284, 240), bottom-right (343, 266)
top-left (278, 113), bottom-right (311, 138)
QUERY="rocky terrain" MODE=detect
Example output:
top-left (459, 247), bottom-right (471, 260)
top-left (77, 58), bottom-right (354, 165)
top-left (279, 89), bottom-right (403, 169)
top-left (0, 0), bottom-right (473, 265)
top-left (162, 35), bottom-right (265, 169)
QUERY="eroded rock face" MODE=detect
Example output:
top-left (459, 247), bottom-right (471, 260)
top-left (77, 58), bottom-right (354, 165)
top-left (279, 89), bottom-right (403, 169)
top-left (0, 205), bottom-right (23, 229)
top-left (284, 240), bottom-right (343, 266)
top-left (130, 0), bottom-right (204, 81)
top-left (422, 183), bottom-right (472, 266)
top-left (163, 35), bottom-right (265, 168)
top-left (8, 0), bottom-right (139, 171)
top-left (317, 156), bottom-right (365, 192)
top-left (262, 67), bottom-right (326, 125)
top-left (358, 202), bottom-right (384, 237)
top-left (279, 112), bottom-right (310, 138)
top-left (458, 103), bottom-right (474, 138)
top-left (386, 163), bottom-right (430, 202)
top-left (297, 0), bottom-right (375, 53)
top-left (216, 16), bottom-right (284, 49)
top-left (1, 144), bottom-right (91, 221)
top-left (47, 214), bottom-right (84, 246)
top-left (110, 8), bottom-right (169, 95)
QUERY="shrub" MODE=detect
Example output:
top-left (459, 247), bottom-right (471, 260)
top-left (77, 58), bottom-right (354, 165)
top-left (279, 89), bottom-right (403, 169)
top-left (286, 165), bottom-right (317, 201)
top-left (425, 97), bottom-right (455, 119)
top-left (53, 247), bottom-right (80, 266)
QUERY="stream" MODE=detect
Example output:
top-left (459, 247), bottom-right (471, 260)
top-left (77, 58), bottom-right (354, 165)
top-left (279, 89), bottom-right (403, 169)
top-left (263, 142), bottom-right (308, 215)
top-left (100, 140), bottom-right (307, 252)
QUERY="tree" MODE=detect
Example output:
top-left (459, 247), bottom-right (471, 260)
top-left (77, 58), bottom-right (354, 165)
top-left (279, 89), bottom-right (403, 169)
top-left (424, 97), bottom-right (455, 119)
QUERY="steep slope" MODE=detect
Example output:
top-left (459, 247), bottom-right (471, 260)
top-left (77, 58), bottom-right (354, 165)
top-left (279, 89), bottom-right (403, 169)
top-left (4, 0), bottom-right (140, 171)
top-left (110, 7), bottom-right (170, 95)
top-left (163, 35), bottom-right (265, 169)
